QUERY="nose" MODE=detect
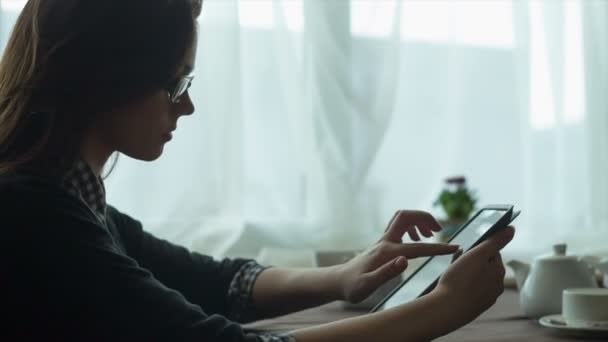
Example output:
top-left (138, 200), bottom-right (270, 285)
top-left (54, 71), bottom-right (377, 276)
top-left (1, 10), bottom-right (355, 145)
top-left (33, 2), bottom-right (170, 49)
top-left (175, 91), bottom-right (195, 116)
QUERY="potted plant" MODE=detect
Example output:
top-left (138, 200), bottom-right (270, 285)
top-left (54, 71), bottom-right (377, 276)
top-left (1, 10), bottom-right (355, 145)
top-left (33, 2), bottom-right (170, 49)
top-left (433, 176), bottom-right (477, 242)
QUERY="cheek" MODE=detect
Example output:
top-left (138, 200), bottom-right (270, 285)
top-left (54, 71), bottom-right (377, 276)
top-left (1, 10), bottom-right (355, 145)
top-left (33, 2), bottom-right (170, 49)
top-left (101, 92), bottom-right (171, 152)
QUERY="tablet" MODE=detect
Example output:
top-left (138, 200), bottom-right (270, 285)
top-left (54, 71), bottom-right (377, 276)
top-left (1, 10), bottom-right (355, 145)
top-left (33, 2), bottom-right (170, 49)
top-left (371, 205), bottom-right (520, 312)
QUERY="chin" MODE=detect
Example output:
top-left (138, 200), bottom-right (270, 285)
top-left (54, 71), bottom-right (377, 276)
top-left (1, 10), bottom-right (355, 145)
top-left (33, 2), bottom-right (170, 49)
top-left (123, 146), bottom-right (164, 162)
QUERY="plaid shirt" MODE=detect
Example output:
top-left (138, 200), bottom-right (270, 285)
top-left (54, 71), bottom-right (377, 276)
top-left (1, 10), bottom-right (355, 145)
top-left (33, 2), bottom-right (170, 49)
top-left (62, 159), bottom-right (295, 342)
top-left (63, 160), bottom-right (108, 223)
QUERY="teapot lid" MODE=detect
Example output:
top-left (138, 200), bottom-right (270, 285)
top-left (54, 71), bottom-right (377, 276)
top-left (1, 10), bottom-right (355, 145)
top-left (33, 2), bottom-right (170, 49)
top-left (538, 243), bottom-right (578, 261)
top-left (553, 244), bottom-right (567, 256)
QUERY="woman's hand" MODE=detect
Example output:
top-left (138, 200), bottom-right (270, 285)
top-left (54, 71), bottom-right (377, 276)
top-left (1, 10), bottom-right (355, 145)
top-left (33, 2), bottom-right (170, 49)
top-left (433, 226), bottom-right (515, 330)
top-left (337, 210), bottom-right (459, 303)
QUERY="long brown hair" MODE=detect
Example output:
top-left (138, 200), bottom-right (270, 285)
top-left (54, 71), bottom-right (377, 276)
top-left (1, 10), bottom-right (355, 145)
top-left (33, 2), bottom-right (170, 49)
top-left (0, 0), bottom-right (202, 178)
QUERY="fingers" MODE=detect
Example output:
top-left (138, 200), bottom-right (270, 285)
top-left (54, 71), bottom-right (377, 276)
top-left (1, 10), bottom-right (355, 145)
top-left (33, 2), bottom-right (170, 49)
top-left (489, 253), bottom-right (506, 297)
top-left (394, 242), bottom-right (460, 259)
top-left (362, 257), bottom-right (409, 297)
top-left (382, 212), bottom-right (420, 242)
top-left (384, 210), bottom-right (443, 243)
top-left (408, 227), bottom-right (422, 242)
top-left (384, 211), bottom-right (400, 232)
top-left (468, 227), bottom-right (515, 260)
top-left (451, 248), bottom-right (464, 263)
top-left (494, 254), bottom-right (505, 278)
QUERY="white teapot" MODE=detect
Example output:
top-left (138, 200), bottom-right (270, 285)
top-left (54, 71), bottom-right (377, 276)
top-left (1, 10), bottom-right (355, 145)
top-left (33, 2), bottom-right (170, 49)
top-left (595, 257), bottom-right (608, 287)
top-left (506, 244), bottom-right (599, 318)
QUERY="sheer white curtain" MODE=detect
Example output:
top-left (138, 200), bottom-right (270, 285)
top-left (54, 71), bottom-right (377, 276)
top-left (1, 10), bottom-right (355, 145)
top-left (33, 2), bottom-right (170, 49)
top-left (1, 0), bottom-right (606, 262)
top-left (585, 1), bottom-right (608, 245)
top-left (509, 0), bottom-right (608, 258)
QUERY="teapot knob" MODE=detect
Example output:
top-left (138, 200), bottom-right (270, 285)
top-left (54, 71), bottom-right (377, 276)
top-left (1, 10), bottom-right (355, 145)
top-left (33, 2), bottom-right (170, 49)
top-left (553, 243), bottom-right (567, 256)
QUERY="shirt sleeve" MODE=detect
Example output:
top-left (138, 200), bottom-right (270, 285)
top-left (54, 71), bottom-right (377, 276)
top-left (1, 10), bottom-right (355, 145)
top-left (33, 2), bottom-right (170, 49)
top-left (107, 206), bottom-right (252, 319)
top-left (258, 334), bottom-right (298, 342)
top-left (227, 261), bottom-right (269, 322)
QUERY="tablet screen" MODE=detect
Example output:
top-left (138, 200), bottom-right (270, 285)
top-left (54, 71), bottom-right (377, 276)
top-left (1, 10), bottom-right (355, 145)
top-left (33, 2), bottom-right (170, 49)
top-left (373, 206), bottom-right (514, 312)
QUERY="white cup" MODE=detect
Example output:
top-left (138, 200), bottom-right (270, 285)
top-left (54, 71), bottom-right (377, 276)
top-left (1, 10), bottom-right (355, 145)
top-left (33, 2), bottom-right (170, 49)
top-left (562, 288), bottom-right (608, 328)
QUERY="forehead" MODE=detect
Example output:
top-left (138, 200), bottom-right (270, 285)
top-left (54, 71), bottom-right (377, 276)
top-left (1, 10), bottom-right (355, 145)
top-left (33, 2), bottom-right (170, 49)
top-left (179, 37), bottom-right (198, 74)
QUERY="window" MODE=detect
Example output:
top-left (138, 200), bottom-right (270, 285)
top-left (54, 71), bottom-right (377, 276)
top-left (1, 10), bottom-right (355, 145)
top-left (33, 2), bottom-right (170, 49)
top-left (351, 0), bottom-right (514, 48)
top-left (529, 0), bottom-right (585, 130)
top-left (400, 0), bottom-right (514, 48)
top-left (238, 0), bottom-right (303, 32)
top-left (0, 0), bottom-right (27, 11)
top-left (351, 0), bottom-right (397, 38)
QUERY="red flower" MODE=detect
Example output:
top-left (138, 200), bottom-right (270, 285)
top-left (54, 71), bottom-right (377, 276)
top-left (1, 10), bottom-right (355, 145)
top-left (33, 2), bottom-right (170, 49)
top-left (445, 176), bottom-right (466, 185)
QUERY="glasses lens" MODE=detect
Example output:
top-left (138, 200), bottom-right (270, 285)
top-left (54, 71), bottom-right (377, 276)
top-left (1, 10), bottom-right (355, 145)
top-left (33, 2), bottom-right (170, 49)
top-left (170, 76), bottom-right (194, 103)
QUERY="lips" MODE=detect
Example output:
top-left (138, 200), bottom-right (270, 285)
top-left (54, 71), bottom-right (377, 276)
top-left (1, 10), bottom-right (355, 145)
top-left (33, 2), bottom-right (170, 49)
top-left (163, 125), bottom-right (177, 141)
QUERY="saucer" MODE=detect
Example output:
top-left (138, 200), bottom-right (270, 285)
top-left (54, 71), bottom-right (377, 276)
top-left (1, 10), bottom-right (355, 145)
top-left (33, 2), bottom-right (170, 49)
top-left (539, 314), bottom-right (608, 336)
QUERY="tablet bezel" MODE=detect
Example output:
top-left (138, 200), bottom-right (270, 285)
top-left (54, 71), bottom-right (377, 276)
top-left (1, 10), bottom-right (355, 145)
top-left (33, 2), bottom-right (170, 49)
top-left (370, 205), bottom-right (516, 313)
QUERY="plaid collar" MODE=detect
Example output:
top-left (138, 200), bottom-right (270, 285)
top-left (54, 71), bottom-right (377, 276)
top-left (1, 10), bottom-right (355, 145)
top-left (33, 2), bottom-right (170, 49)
top-left (63, 159), bottom-right (107, 221)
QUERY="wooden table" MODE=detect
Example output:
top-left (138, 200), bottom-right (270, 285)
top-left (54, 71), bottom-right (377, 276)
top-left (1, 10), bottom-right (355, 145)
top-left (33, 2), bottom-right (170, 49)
top-left (246, 290), bottom-right (608, 341)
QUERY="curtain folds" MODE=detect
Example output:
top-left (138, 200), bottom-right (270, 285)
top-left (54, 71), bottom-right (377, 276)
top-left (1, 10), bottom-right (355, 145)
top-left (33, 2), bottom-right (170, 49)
top-left (1, 0), bottom-right (606, 262)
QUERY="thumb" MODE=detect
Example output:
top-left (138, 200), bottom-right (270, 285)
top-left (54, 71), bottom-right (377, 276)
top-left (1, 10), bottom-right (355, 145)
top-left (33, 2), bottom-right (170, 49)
top-left (366, 257), bottom-right (408, 288)
top-left (470, 227), bottom-right (515, 259)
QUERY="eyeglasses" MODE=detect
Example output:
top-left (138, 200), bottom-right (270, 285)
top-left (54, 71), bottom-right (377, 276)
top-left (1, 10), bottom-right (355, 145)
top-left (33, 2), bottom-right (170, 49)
top-left (166, 74), bottom-right (194, 104)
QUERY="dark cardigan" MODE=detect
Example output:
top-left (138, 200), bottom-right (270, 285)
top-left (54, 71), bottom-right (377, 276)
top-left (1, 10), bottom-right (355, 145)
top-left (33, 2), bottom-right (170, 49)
top-left (0, 173), bottom-right (264, 341)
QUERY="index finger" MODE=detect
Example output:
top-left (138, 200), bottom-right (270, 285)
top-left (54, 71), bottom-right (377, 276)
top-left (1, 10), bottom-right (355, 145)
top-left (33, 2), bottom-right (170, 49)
top-left (395, 243), bottom-right (460, 259)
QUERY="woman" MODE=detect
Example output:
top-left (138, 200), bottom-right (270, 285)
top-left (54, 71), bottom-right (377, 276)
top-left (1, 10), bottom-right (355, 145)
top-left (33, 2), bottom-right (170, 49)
top-left (0, 0), bottom-right (514, 341)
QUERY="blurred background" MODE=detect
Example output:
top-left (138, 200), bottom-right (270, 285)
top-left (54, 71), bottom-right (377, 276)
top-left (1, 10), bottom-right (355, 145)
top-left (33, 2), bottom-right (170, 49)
top-left (1, 0), bottom-right (607, 264)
